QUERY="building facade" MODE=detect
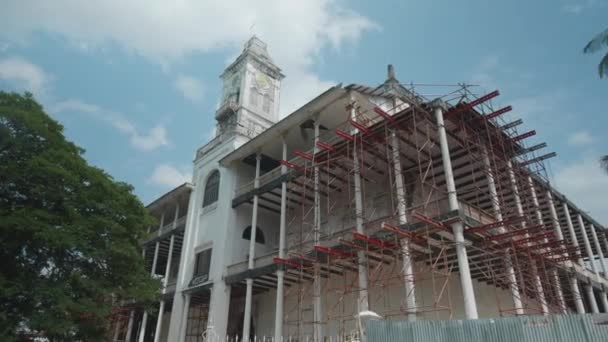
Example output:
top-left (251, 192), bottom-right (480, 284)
top-left (109, 37), bottom-right (608, 342)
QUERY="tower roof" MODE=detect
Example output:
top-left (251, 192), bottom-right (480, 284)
top-left (243, 36), bottom-right (273, 64)
top-left (221, 36), bottom-right (283, 79)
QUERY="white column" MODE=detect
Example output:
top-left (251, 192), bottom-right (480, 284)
top-left (243, 153), bottom-right (261, 342)
top-left (154, 234), bottom-right (175, 342)
top-left (434, 101), bottom-right (478, 319)
top-left (179, 294), bottom-right (191, 342)
top-left (578, 214), bottom-right (598, 275)
top-left (587, 223), bottom-right (608, 309)
top-left (167, 184), bottom-right (197, 342)
top-left (589, 224), bottom-right (608, 277)
top-left (125, 310), bottom-right (135, 342)
top-left (173, 202), bottom-right (180, 228)
top-left (562, 203), bottom-right (585, 314)
top-left (526, 176), bottom-right (549, 315)
top-left (158, 212), bottom-right (165, 237)
top-left (164, 235), bottom-right (176, 288)
top-left (545, 191), bottom-right (567, 313)
top-left (274, 136), bottom-right (288, 342)
top-left (113, 317), bottom-right (122, 342)
top-left (600, 292), bottom-right (608, 313)
top-left (569, 277), bottom-right (585, 314)
top-left (207, 283), bottom-right (231, 341)
top-left (604, 234), bottom-right (608, 268)
top-left (154, 301), bottom-right (166, 342)
top-left (312, 119), bottom-right (324, 341)
top-left (506, 161), bottom-right (533, 314)
top-left (139, 242), bottom-right (160, 342)
top-left (351, 99), bottom-right (370, 317)
top-left (391, 131), bottom-right (417, 320)
top-left (586, 284), bottom-right (599, 313)
top-left (483, 151), bottom-right (523, 315)
top-left (563, 203), bottom-right (584, 265)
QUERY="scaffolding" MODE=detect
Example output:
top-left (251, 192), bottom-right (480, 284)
top-left (231, 82), bottom-right (587, 339)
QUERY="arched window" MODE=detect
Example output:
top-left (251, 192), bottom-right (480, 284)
top-left (242, 225), bottom-right (265, 244)
top-left (202, 170), bottom-right (220, 208)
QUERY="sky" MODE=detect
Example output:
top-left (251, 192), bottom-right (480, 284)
top-left (0, 0), bottom-right (607, 222)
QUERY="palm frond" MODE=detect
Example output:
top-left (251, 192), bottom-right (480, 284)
top-left (599, 52), bottom-right (608, 78)
top-left (601, 155), bottom-right (608, 173)
top-left (583, 28), bottom-right (608, 54)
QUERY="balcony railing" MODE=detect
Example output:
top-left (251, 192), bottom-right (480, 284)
top-left (147, 215), bottom-right (187, 241)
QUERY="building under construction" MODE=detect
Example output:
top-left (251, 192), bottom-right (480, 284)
top-left (108, 37), bottom-right (608, 342)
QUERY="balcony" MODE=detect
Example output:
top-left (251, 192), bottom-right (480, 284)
top-left (146, 215), bottom-right (187, 243)
top-left (215, 98), bottom-right (239, 120)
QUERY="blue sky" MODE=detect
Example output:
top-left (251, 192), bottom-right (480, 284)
top-left (0, 0), bottom-right (607, 222)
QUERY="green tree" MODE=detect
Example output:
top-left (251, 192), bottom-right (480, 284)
top-left (583, 29), bottom-right (608, 172)
top-left (0, 92), bottom-right (159, 341)
top-left (584, 28), bottom-right (608, 78)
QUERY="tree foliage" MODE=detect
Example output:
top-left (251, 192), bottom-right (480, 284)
top-left (0, 92), bottom-right (159, 341)
top-left (584, 28), bottom-right (608, 78)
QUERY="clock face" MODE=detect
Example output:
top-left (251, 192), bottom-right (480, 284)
top-left (254, 72), bottom-right (271, 93)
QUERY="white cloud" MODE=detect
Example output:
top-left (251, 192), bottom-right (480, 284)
top-left (554, 157), bottom-right (608, 224)
top-left (0, 56), bottom-right (49, 95)
top-left (148, 164), bottom-right (192, 189)
top-left (0, 0), bottom-right (377, 114)
top-left (51, 99), bottom-right (169, 151)
top-left (280, 69), bottom-right (335, 116)
top-left (567, 130), bottom-right (594, 146)
top-left (561, 0), bottom-right (600, 14)
top-left (173, 75), bottom-right (204, 103)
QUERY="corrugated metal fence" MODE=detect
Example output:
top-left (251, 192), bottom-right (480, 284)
top-left (366, 314), bottom-right (608, 342)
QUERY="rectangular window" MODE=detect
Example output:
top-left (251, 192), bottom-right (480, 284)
top-left (194, 249), bottom-right (212, 278)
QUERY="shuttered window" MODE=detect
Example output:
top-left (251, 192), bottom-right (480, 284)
top-left (194, 249), bottom-right (212, 278)
top-left (202, 170), bottom-right (220, 208)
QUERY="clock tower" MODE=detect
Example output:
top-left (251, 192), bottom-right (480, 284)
top-left (215, 36), bottom-right (284, 140)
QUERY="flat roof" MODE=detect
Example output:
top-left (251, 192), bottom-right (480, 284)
top-left (146, 182), bottom-right (193, 210)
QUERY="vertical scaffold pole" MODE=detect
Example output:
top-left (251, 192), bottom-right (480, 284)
top-left (243, 153), bottom-right (261, 342)
top-left (433, 100), bottom-right (478, 319)
top-left (545, 191), bottom-right (567, 313)
top-left (484, 152), bottom-right (523, 315)
top-left (562, 202), bottom-right (586, 314)
top-left (312, 118), bottom-right (324, 342)
top-left (274, 135), bottom-right (288, 342)
top-left (391, 128), bottom-right (417, 320)
top-left (526, 176), bottom-right (549, 315)
top-left (350, 94), bottom-right (370, 316)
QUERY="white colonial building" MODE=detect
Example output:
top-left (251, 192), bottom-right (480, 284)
top-left (110, 37), bottom-right (608, 342)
